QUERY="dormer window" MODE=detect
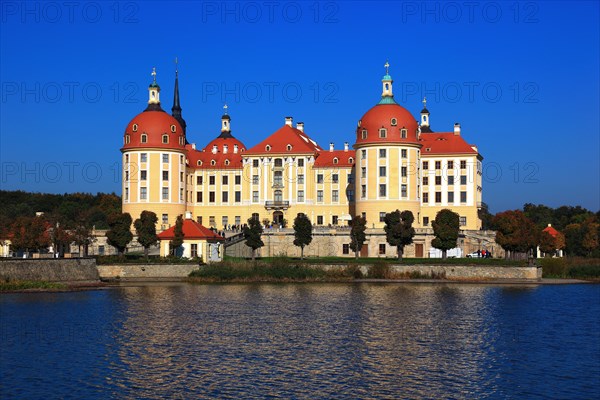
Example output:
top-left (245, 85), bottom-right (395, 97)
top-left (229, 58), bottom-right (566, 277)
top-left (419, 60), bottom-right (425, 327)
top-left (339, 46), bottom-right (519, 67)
top-left (333, 157), bottom-right (339, 164)
top-left (358, 120), bottom-right (362, 127)
top-left (391, 118), bottom-right (397, 126)
top-left (211, 160), bottom-right (216, 166)
top-left (170, 125), bottom-right (176, 133)
top-left (361, 129), bottom-right (367, 139)
top-left (379, 128), bottom-right (387, 138)
top-left (225, 159), bottom-right (230, 166)
top-left (197, 161), bottom-right (202, 166)
top-left (132, 124), bottom-right (138, 132)
top-left (265, 145), bottom-right (271, 151)
top-left (141, 134), bottom-right (147, 143)
top-left (348, 157), bottom-right (354, 164)
top-left (162, 135), bottom-right (169, 144)
top-left (401, 128), bottom-right (407, 139)
top-left (124, 135), bottom-right (130, 144)
top-left (286, 144), bottom-right (292, 151)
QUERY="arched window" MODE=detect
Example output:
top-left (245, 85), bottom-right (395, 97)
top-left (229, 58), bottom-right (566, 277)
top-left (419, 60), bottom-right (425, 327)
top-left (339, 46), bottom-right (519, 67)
top-left (379, 128), bottom-right (387, 138)
top-left (348, 157), bottom-right (354, 164)
top-left (286, 144), bottom-right (292, 151)
top-left (162, 134), bottom-right (169, 144)
top-left (265, 145), bottom-right (271, 151)
top-left (225, 159), bottom-right (230, 166)
top-left (361, 129), bottom-right (367, 139)
top-left (333, 157), bottom-right (339, 164)
top-left (124, 135), bottom-right (130, 144)
top-left (401, 128), bottom-right (407, 139)
top-left (132, 124), bottom-right (138, 132)
top-left (211, 160), bottom-right (216, 166)
top-left (141, 134), bottom-right (147, 143)
top-left (170, 125), bottom-right (176, 133)
top-left (197, 161), bottom-right (202, 166)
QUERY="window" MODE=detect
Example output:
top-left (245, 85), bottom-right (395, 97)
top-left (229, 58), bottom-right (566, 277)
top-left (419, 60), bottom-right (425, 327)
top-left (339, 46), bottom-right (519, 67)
top-left (460, 160), bottom-right (467, 169)
top-left (401, 128), bottom-right (407, 138)
top-left (265, 145), bottom-right (271, 151)
top-left (162, 171), bottom-right (168, 181)
top-left (141, 134), bottom-right (147, 143)
top-left (317, 215), bottom-right (324, 225)
top-left (333, 157), bottom-right (338, 165)
top-left (361, 149), bottom-right (367, 159)
top-left (401, 149), bottom-right (407, 158)
top-left (448, 161), bottom-right (454, 169)
top-left (209, 216), bottom-right (216, 227)
top-left (125, 154), bottom-right (129, 164)
top-left (139, 170), bottom-right (146, 181)
top-left (460, 191), bottom-right (467, 203)
top-left (448, 192), bottom-right (455, 203)
top-left (379, 128), bottom-right (387, 138)
top-left (435, 161), bottom-right (441, 170)
top-left (435, 176), bottom-right (441, 185)
top-left (460, 216), bottom-right (467, 226)
top-left (235, 175), bottom-right (241, 185)
top-left (317, 174), bottom-right (323, 184)
top-left (162, 187), bottom-right (169, 200)
top-left (162, 154), bottom-right (168, 163)
top-left (401, 166), bottom-right (407, 177)
top-left (132, 124), bottom-right (138, 132)
top-left (252, 175), bottom-right (259, 185)
top-left (251, 213), bottom-right (259, 221)
top-left (332, 174), bottom-right (339, 183)
top-left (209, 191), bottom-right (215, 203)
top-left (191, 244), bottom-right (198, 258)
top-left (253, 159), bottom-right (259, 168)
top-left (379, 149), bottom-right (386, 158)
top-left (222, 176), bottom-right (228, 185)
top-left (197, 191), bottom-right (203, 202)
top-left (401, 184), bottom-right (407, 197)
top-left (435, 191), bottom-right (442, 203)
top-left (274, 190), bottom-right (283, 202)
top-left (180, 172), bottom-right (184, 182)
top-left (125, 171), bottom-right (129, 181)
top-left (361, 167), bottom-right (367, 178)
top-left (209, 176), bottom-right (215, 185)
top-left (423, 192), bottom-right (429, 203)
top-left (423, 176), bottom-right (429, 185)
top-left (361, 185), bottom-right (367, 198)
top-left (361, 129), bottom-right (367, 139)
top-left (317, 190), bottom-right (324, 202)
top-left (379, 166), bottom-right (387, 177)
top-left (140, 187), bottom-right (147, 200)
top-left (252, 191), bottom-right (259, 202)
top-left (124, 135), bottom-right (130, 144)
top-left (460, 175), bottom-right (467, 185)
top-left (297, 190), bottom-right (304, 202)
top-left (274, 158), bottom-right (283, 168)
top-left (179, 188), bottom-right (184, 201)
top-left (379, 244), bottom-right (386, 255)
top-left (391, 118), bottom-right (397, 126)
top-left (298, 174), bottom-right (304, 184)
top-left (197, 176), bottom-right (203, 185)
top-left (448, 175), bottom-right (455, 185)
top-left (124, 187), bottom-right (129, 201)
top-left (423, 161), bottom-right (429, 170)
top-left (332, 215), bottom-right (339, 225)
top-left (222, 216), bottom-right (228, 228)
top-left (379, 184), bottom-right (387, 197)
top-left (343, 244), bottom-right (350, 255)
top-left (235, 191), bottom-right (241, 202)
top-left (423, 217), bottom-right (429, 226)
top-left (222, 191), bottom-right (228, 202)
top-left (298, 158), bottom-right (304, 167)
top-left (379, 212), bottom-right (386, 222)
top-left (141, 153), bottom-right (147, 163)
top-left (235, 216), bottom-right (241, 226)
top-left (162, 214), bottom-right (168, 224)
top-left (162, 135), bottom-right (169, 144)
top-left (332, 190), bottom-right (339, 202)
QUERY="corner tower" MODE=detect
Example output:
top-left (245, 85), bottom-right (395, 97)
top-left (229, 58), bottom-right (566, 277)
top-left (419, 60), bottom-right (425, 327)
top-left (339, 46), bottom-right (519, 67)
top-left (121, 68), bottom-right (187, 229)
top-left (353, 62), bottom-right (423, 228)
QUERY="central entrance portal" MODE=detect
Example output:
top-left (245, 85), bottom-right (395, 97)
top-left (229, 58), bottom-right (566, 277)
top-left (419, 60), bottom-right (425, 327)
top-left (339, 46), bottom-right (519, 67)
top-left (273, 211), bottom-right (284, 226)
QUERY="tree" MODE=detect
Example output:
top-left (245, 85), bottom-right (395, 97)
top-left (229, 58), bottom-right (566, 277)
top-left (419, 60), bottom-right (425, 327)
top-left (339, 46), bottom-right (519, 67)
top-left (349, 216), bottom-right (367, 259)
top-left (50, 223), bottom-right (73, 257)
top-left (9, 216), bottom-right (50, 255)
top-left (293, 213), bottom-right (312, 259)
top-left (106, 213), bottom-right (133, 255)
top-left (383, 210), bottom-right (415, 260)
top-left (478, 202), bottom-right (495, 230)
top-left (431, 209), bottom-right (460, 259)
top-left (72, 224), bottom-right (94, 256)
top-left (134, 211), bottom-right (158, 260)
top-left (493, 210), bottom-right (539, 259)
top-left (170, 215), bottom-right (185, 256)
top-left (539, 230), bottom-right (558, 257)
top-left (244, 216), bottom-right (264, 260)
top-left (581, 217), bottom-right (599, 257)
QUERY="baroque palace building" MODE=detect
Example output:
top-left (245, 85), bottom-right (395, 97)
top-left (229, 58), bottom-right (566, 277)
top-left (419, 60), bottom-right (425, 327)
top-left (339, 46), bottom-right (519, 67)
top-left (121, 63), bottom-right (484, 256)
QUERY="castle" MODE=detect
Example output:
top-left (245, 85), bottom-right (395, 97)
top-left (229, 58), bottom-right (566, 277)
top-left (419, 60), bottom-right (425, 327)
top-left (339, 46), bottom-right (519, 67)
top-left (121, 63), bottom-right (485, 257)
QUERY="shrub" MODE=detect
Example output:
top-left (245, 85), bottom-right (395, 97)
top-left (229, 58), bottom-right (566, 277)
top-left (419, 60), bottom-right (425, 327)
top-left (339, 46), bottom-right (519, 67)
top-left (540, 258), bottom-right (569, 278)
top-left (367, 261), bottom-right (391, 279)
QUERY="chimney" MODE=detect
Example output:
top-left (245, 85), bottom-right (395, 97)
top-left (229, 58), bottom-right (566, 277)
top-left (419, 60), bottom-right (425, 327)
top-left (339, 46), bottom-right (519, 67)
top-left (285, 116), bottom-right (293, 126)
top-left (223, 145), bottom-right (228, 154)
top-left (212, 145), bottom-right (218, 154)
top-left (344, 142), bottom-right (349, 152)
top-left (233, 144), bottom-right (238, 154)
top-left (329, 142), bottom-right (334, 152)
top-left (185, 211), bottom-right (192, 220)
top-left (454, 123), bottom-right (461, 136)
top-left (296, 122), bottom-right (304, 132)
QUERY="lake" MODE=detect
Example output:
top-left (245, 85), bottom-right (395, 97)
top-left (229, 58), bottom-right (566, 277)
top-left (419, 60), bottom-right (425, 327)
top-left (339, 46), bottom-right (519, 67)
top-left (1, 283), bottom-right (599, 399)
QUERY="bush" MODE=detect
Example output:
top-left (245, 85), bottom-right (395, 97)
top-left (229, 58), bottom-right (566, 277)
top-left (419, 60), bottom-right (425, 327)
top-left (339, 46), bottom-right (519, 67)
top-left (367, 261), bottom-right (391, 279)
top-left (540, 258), bottom-right (569, 278)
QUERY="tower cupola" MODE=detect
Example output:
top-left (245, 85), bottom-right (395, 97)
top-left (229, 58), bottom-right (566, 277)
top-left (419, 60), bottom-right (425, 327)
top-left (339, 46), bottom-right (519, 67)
top-left (379, 61), bottom-right (397, 105)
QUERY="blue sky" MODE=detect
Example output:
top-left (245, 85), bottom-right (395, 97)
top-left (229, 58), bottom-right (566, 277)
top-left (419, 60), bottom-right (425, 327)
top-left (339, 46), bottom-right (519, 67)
top-left (1, 1), bottom-right (598, 213)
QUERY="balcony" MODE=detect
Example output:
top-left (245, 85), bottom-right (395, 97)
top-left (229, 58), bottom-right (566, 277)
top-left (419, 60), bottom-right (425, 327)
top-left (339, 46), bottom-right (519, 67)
top-left (265, 201), bottom-right (290, 210)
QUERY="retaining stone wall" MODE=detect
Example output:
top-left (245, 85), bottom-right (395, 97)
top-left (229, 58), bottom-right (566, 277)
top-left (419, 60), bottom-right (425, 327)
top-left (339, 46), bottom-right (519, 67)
top-left (0, 258), bottom-right (99, 282)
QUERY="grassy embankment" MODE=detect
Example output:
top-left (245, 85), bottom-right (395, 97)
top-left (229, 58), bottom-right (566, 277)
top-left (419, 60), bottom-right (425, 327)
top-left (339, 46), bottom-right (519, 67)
top-left (538, 258), bottom-right (600, 280)
top-left (0, 280), bottom-right (67, 292)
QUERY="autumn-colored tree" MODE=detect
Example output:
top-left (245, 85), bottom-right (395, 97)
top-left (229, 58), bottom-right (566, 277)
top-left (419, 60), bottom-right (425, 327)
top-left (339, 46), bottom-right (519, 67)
top-left (493, 210), bottom-right (539, 259)
top-left (383, 210), bottom-right (415, 260)
top-left (134, 211), bottom-right (158, 260)
top-left (539, 231), bottom-right (558, 257)
top-left (581, 217), bottom-right (599, 256)
top-left (170, 215), bottom-right (185, 256)
top-left (9, 216), bottom-right (50, 254)
top-left (431, 209), bottom-right (460, 259)
top-left (349, 216), bottom-right (367, 259)
top-left (50, 223), bottom-right (73, 257)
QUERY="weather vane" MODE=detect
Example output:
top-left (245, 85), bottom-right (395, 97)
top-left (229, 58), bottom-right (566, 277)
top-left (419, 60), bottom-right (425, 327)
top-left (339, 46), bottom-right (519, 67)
top-left (223, 103), bottom-right (228, 115)
top-left (422, 96), bottom-right (427, 108)
top-left (151, 67), bottom-right (157, 83)
top-left (384, 60), bottom-right (390, 75)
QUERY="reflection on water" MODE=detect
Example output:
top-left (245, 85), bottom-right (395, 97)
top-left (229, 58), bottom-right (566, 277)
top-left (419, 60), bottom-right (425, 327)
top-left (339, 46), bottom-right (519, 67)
top-left (1, 283), bottom-right (599, 399)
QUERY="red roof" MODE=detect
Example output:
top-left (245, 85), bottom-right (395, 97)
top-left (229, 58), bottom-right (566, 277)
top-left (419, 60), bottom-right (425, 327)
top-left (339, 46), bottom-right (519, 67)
top-left (245, 124), bottom-right (322, 155)
top-left (419, 132), bottom-right (478, 156)
top-left (187, 135), bottom-right (246, 170)
top-left (122, 110), bottom-right (185, 151)
top-left (543, 224), bottom-right (560, 237)
top-left (314, 150), bottom-right (356, 168)
top-left (157, 219), bottom-right (224, 241)
top-left (356, 103), bottom-right (420, 145)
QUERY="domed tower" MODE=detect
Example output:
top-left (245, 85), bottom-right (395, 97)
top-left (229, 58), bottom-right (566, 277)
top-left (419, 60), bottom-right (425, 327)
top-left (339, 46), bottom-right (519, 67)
top-left (353, 62), bottom-right (422, 227)
top-left (121, 68), bottom-right (187, 229)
